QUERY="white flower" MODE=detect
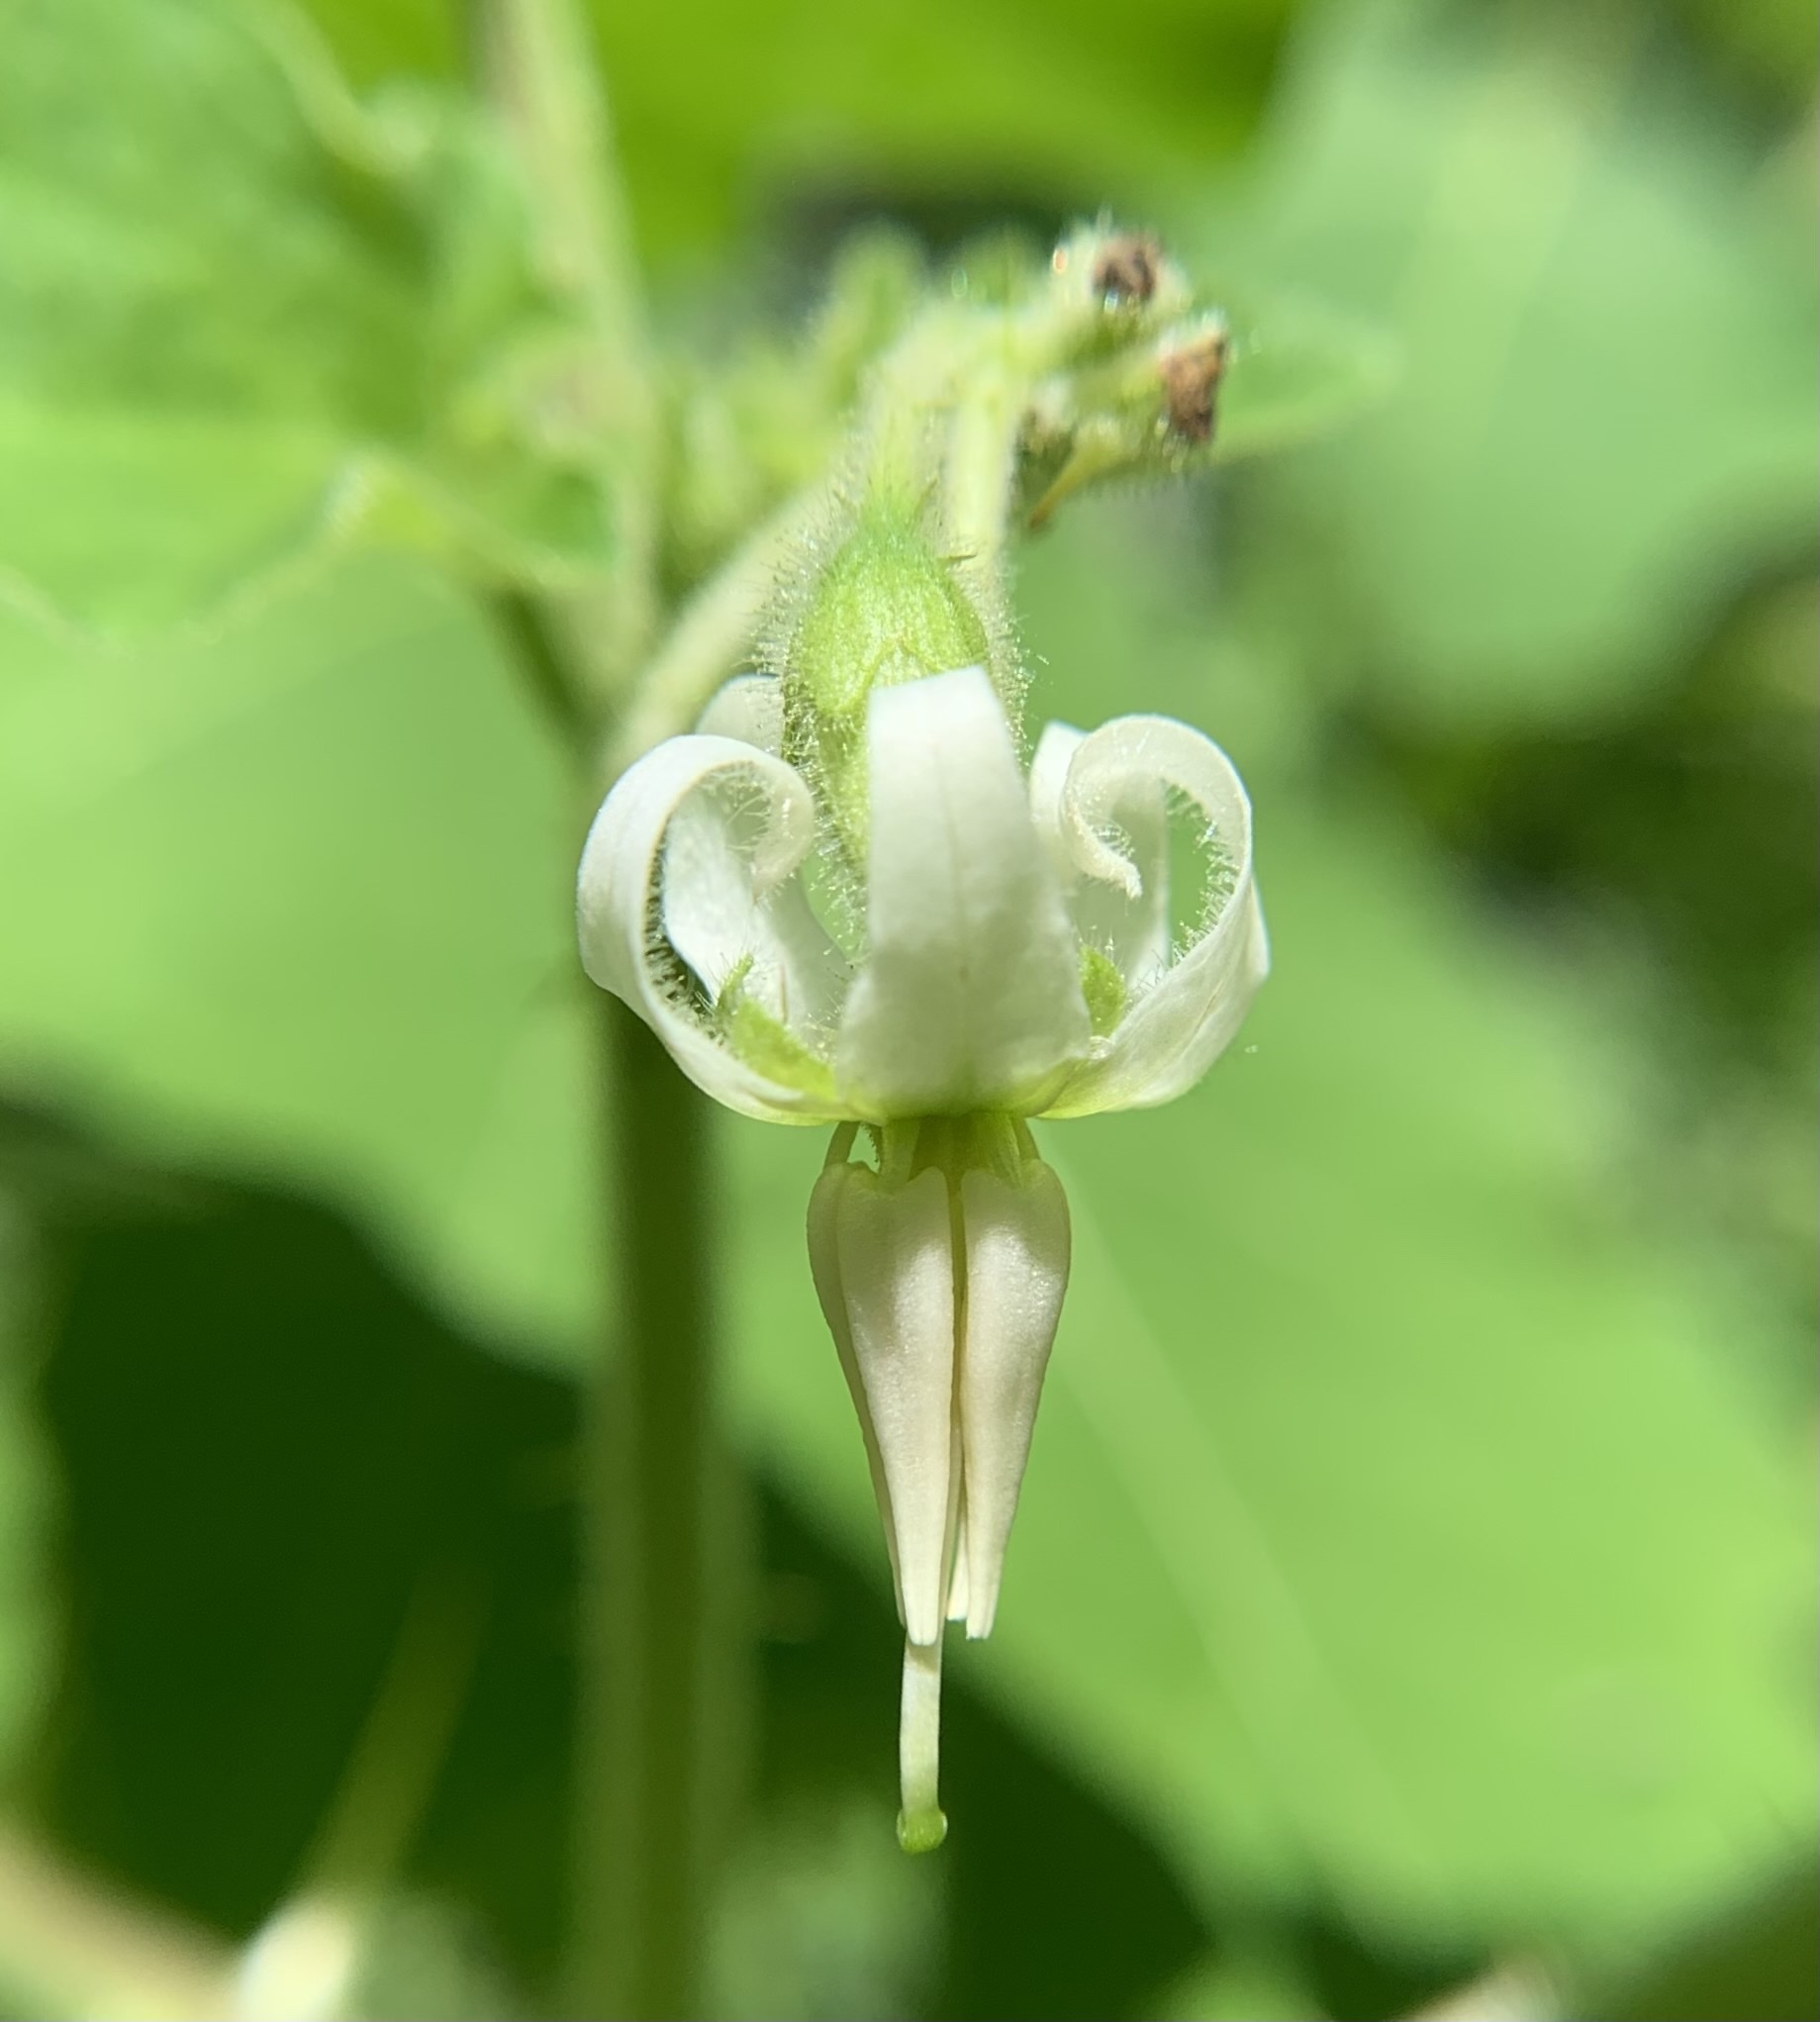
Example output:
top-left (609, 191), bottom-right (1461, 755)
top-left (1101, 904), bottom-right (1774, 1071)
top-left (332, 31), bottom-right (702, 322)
top-left (577, 665), bottom-right (1266, 1847)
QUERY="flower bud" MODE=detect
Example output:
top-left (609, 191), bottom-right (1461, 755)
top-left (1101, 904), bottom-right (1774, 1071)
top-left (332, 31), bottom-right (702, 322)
top-left (1043, 223), bottom-right (1193, 366)
top-left (1091, 233), bottom-right (1163, 308)
top-left (771, 501), bottom-right (1006, 862)
top-left (1018, 310), bottom-right (1232, 527)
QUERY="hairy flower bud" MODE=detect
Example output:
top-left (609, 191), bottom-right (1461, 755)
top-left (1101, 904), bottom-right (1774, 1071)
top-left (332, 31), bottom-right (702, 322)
top-left (769, 499), bottom-right (1008, 863)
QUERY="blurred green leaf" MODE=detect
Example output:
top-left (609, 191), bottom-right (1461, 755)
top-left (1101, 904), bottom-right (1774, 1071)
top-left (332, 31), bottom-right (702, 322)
top-left (709, 1796), bottom-right (943, 2022)
top-left (297, 0), bottom-right (1293, 260)
top-left (1155, 1948), bottom-right (1329, 2021)
top-left (579, 0), bottom-right (1291, 259)
top-left (0, 560), bottom-right (592, 1358)
top-left (0, 0), bottom-right (615, 635)
top-left (287, 0), bottom-right (461, 89)
top-left (1214, 290), bottom-right (1398, 466)
top-left (720, 787), bottom-right (1814, 1949)
top-left (1189, 0), bottom-right (1819, 722)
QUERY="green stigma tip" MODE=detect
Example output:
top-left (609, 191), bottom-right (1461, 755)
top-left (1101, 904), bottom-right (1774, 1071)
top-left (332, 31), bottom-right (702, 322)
top-left (896, 1805), bottom-right (949, 1855)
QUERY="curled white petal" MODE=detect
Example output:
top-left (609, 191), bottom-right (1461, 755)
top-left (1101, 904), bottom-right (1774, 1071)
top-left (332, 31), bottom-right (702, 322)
top-left (836, 668), bottom-right (1091, 1119)
top-left (957, 1153), bottom-right (1070, 1639)
top-left (1040, 715), bottom-right (1268, 1116)
top-left (1030, 721), bottom-right (1170, 987)
top-left (696, 672), bottom-right (784, 753)
top-left (1026, 722), bottom-right (1081, 867)
top-left (817, 1162), bottom-right (956, 1648)
top-left (576, 734), bottom-right (845, 1122)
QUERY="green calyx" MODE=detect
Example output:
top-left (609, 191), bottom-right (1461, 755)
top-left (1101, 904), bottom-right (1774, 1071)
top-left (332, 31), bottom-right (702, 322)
top-left (875, 1111), bottom-right (1038, 1191)
top-left (790, 508), bottom-right (993, 720)
top-left (778, 500), bottom-right (1002, 864)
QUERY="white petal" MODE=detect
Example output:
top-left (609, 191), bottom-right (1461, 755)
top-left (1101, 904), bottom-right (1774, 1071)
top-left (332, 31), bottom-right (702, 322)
top-left (1030, 721), bottom-right (1170, 986)
top-left (945, 1511), bottom-right (971, 1623)
top-left (576, 734), bottom-right (845, 1122)
top-left (825, 1164), bottom-right (956, 1648)
top-left (660, 788), bottom-right (772, 999)
top-left (696, 673), bottom-right (784, 753)
top-left (689, 678), bottom-right (843, 1033)
top-left (1041, 716), bottom-right (1268, 1116)
top-left (807, 1154), bottom-right (903, 1625)
top-left (958, 1155), bottom-right (1070, 1638)
top-left (835, 668), bottom-right (1090, 1118)
top-left (664, 761), bottom-right (849, 1029)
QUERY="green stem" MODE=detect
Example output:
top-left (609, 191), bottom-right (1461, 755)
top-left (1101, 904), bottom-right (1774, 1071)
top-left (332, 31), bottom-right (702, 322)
top-left (492, 585), bottom-right (740, 2017)
top-left (572, 997), bottom-right (731, 2021)
top-left (495, 583), bottom-right (739, 2015)
top-left (473, 8), bottom-right (736, 2008)
top-left (476, 0), bottom-right (661, 706)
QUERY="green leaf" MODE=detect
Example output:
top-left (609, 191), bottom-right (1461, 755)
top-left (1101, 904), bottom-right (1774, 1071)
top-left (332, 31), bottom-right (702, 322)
top-left (1189, 0), bottom-right (1819, 722)
top-left (575, 0), bottom-right (1291, 259)
top-left (719, 788), bottom-right (1814, 1949)
top-left (1213, 289), bottom-right (1398, 466)
top-left (294, 0), bottom-right (1293, 261)
top-left (0, 0), bottom-right (615, 635)
top-left (1156, 1949), bottom-right (1331, 2022)
top-left (0, 558), bottom-right (593, 1358)
top-left (709, 1796), bottom-right (942, 2021)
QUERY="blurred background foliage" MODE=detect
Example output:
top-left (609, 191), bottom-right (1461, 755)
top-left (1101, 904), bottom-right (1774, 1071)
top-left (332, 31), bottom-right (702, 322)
top-left (0, 0), bottom-right (1814, 2016)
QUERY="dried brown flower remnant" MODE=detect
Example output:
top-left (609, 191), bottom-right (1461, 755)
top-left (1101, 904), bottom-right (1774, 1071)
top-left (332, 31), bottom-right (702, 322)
top-left (1160, 328), bottom-right (1229, 445)
top-left (1092, 234), bottom-right (1162, 307)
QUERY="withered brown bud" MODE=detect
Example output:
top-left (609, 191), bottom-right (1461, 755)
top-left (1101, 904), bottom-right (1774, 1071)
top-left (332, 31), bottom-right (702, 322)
top-left (1092, 234), bottom-right (1162, 308)
top-left (1160, 329), bottom-right (1229, 445)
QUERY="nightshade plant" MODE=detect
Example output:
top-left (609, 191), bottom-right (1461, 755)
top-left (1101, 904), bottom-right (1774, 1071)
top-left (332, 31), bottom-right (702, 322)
top-left (581, 654), bottom-right (1266, 1836)
top-left (0, 0), bottom-right (1813, 2015)
top-left (0, 1), bottom-right (1406, 2012)
top-left (577, 201), bottom-right (1272, 1848)
top-left (578, 668), bottom-right (1266, 1849)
